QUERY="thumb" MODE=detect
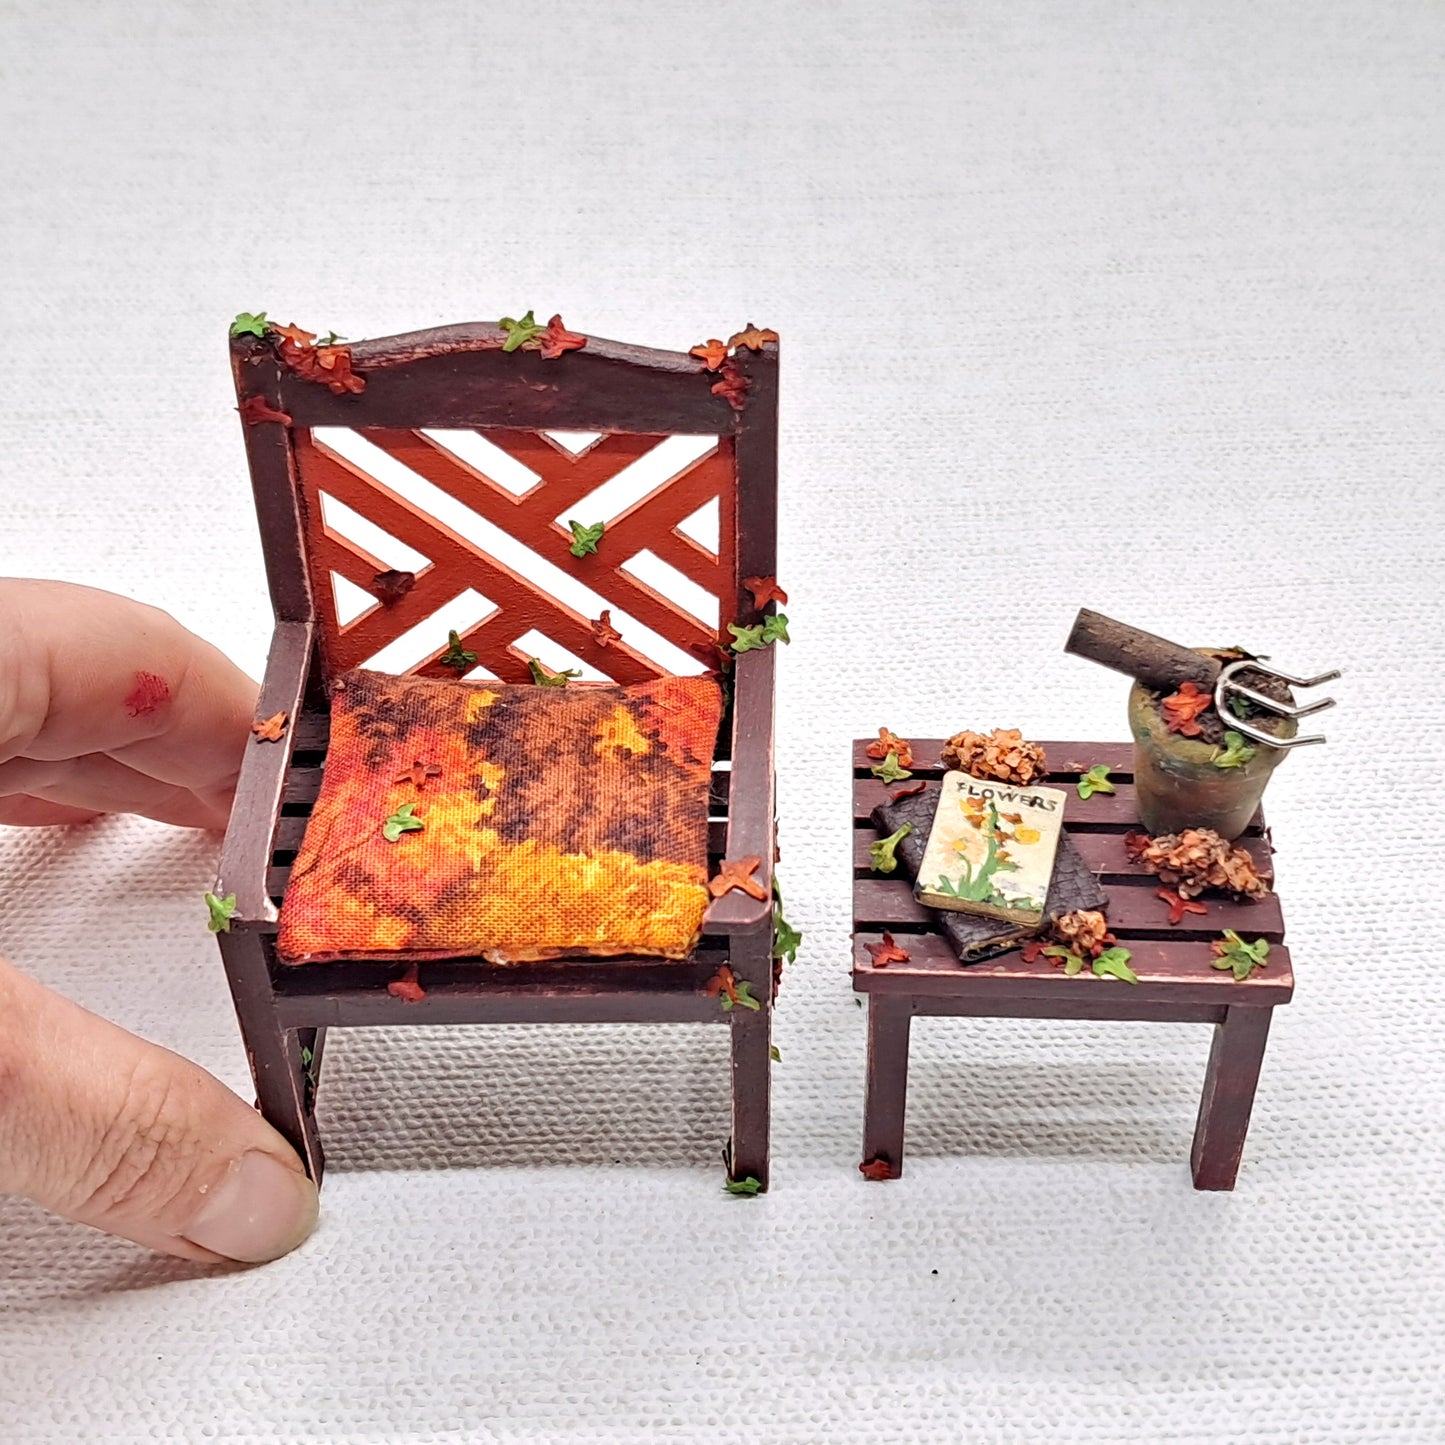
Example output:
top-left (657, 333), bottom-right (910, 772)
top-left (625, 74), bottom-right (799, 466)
top-left (0, 956), bottom-right (318, 1263)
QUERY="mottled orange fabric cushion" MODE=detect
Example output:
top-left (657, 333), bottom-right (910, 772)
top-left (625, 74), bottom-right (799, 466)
top-left (276, 668), bottom-right (724, 964)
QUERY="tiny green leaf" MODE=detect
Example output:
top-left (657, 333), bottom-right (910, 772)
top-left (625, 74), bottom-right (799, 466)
top-left (205, 891), bottom-right (238, 933)
top-left (499, 310), bottom-right (544, 352)
top-left (870, 823), bottom-right (913, 874)
top-left (528, 657), bottom-right (581, 687)
top-left (230, 311), bottom-right (269, 338)
top-left (769, 1044), bottom-right (782, 1063)
top-left (725, 1176), bottom-right (763, 1196)
top-left (772, 909), bottom-right (802, 964)
top-left (567, 518), bottom-right (605, 557)
top-left (439, 629), bottom-right (478, 671)
top-left (1063, 954), bottom-right (1085, 976)
top-left (732, 979), bottom-right (763, 1012)
top-left (870, 751), bottom-right (913, 784)
top-left (1077, 764), bottom-right (1115, 800)
top-left (1213, 730), bottom-right (1258, 770)
top-left (728, 622), bottom-right (768, 653)
top-left (383, 801), bottom-right (425, 843)
top-left (316, 330), bottom-right (346, 346)
top-left (1229, 694), bottom-right (1256, 720)
top-left (761, 612), bottom-right (790, 645)
top-left (1211, 929), bottom-right (1271, 981)
top-left (1092, 946), bottom-right (1139, 984)
top-left (854, 996), bottom-right (864, 1008)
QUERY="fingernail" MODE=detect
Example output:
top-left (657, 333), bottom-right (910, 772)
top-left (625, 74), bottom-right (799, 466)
top-left (181, 1152), bottom-right (319, 1263)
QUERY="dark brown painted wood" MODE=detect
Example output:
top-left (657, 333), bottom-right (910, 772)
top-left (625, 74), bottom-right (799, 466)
top-left (1191, 1005), bottom-right (1274, 1189)
top-left (849, 737), bottom-right (1291, 1191)
top-left (726, 930), bottom-right (774, 1190)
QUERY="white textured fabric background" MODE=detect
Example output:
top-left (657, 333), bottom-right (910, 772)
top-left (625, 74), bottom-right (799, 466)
top-left (1, 3), bottom-right (1443, 1441)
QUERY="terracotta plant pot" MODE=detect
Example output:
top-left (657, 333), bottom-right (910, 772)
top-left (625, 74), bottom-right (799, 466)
top-left (1128, 682), bottom-right (1293, 839)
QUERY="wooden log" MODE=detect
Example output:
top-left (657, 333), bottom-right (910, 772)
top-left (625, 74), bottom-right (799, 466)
top-left (1065, 608), bottom-right (1218, 693)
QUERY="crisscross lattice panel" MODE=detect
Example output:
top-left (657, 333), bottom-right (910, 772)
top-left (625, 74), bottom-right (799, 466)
top-left (290, 427), bottom-right (738, 684)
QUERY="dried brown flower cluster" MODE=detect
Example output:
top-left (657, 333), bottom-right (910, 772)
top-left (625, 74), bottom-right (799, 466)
top-left (1050, 909), bottom-right (1116, 959)
top-left (940, 728), bottom-right (1047, 785)
top-left (1124, 828), bottom-right (1269, 900)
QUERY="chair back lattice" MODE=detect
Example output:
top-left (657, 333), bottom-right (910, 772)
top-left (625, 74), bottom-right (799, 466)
top-left (231, 322), bottom-right (777, 687)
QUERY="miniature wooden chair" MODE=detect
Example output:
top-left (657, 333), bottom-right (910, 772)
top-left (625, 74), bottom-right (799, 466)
top-left (215, 318), bottom-right (779, 1188)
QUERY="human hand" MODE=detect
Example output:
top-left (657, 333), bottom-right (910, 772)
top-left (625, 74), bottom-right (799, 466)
top-left (0, 579), bottom-right (319, 1263)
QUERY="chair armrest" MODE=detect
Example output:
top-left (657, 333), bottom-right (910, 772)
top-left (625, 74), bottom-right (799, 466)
top-left (703, 644), bottom-right (777, 934)
top-left (215, 620), bottom-right (316, 927)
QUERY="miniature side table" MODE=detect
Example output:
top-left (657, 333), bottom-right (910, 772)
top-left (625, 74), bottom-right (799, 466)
top-left (851, 739), bottom-right (1293, 1190)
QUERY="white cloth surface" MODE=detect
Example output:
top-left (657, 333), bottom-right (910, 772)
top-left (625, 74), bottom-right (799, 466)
top-left (1, 2), bottom-right (1442, 1440)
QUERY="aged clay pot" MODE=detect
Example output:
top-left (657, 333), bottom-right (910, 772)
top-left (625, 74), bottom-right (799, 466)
top-left (1128, 681), bottom-right (1293, 839)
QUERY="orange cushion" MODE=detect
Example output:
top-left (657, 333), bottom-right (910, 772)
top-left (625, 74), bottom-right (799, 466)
top-left (276, 668), bottom-right (724, 964)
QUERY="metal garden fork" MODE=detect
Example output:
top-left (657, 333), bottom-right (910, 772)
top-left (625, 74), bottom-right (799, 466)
top-left (1213, 659), bottom-right (1341, 749)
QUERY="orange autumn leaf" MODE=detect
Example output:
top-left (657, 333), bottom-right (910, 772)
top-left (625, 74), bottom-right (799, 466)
top-left (728, 323), bottom-right (779, 352)
top-left (702, 964), bottom-right (740, 1004)
top-left (865, 728), bottom-right (914, 768)
top-left (1161, 680), bottom-right (1213, 736)
top-left (237, 393), bottom-right (292, 426)
top-left (591, 609), bottom-right (622, 647)
top-left (744, 575), bottom-right (788, 609)
top-left (394, 759), bottom-right (443, 789)
top-left (710, 359), bottom-right (750, 410)
top-left (864, 932), bottom-right (910, 967)
top-left (251, 711), bottom-right (288, 742)
top-left (709, 855), bottom-right (768, 901)
top-left (387, 963), bottom-right (427, 1003)
top-left (891, 779), bottom-right (927, 801)
top-left (1157, 886), bottom-right (1209, 925)
top-left (858, 1157), bottom-right (898, 1181)
top-left (689, 338), bottom-right (729, 372)
top-left (539, 313), bottom-right (587, 359)
top-left (270, 321), bottom-right (316, 347)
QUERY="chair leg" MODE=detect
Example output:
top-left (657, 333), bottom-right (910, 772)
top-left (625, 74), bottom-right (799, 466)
top-left (728, 940), bottom-right (773, 1190)
top-left (219, 929), bottom-right (326, 1184)
top-left (861, 994), bottom-right (912, 1178)
top-left (1191, 1005), bottom-right (1274, 1191)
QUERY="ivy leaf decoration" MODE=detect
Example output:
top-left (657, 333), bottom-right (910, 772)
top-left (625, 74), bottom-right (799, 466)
top-left (1077, 764), bottom-right (1115, 799)
top-left (568, 518), bottom-right (605, 557)
top-left (870, 751), bottom-right (913, 784)
top-left (770, 1044), bottom-right (782, 1063)
top-left (499, 309), bottom-right (544, 352)
top-left (772, 908), bottom-right (802, 964)
top-left (1043, 943), bottom-right (1086, 976)
top-left (870, 823), bottom-right (913, 874)
top-left (728, 622), bottom-right (768, 653)
top-left (761, 613), bottom-right (790, 645)
top-left (439, 629), bottom-right (478, 671)
top-left (205, 891), bottom-right (238, 934)
top-left (725, 1176), bottom-right (763, 1195)
top-left (721, 979), bottom-right (763, 1012)
top-left (382, 802), bottom-right (425, 843)
top-left (527, 657), bottom-right (581, 687)
top-left (1211, 929), bottom-right (1270, 981)
top-left (1092, 946), bottom-right (1139, 984)
top-left (744, 575), bottom-right (789, 608)
top-left (230, 311), bottom-right (269, 338)
top-left (1213, 730), bottom-right (1258, 769)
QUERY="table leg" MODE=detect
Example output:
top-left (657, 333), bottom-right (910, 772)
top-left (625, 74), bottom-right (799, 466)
top-left (861, 994), bottom-right (913, 1178)
top-left (1191, 1005), bottom-right (1274, 1191)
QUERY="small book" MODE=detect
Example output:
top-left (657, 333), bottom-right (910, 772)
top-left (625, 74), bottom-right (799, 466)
top-left (913, 772), bottom-right (1068, 924)
top-left (870, 785), bottom-right (1105, 964)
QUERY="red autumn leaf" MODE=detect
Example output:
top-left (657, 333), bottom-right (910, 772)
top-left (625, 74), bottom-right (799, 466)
top-left (1161, 680), bottom-right (1213, 736)
top-left (858, 1157), bottom-right (898, 1181)
top-left (709, 855), bottom-right (769, 901)
top-left (710, 359), bottom-right (751, 410)
top-left (1123, 830), bottom-right (1152, 862)
top-left (539, 313), bottom-right (587, 359)
top-left (689, 639), bottom-right (733, 673)
top-left (743, 575), bottom-right (788, 608)
top-left (865, 728), bottom-right (914, 768)
top-left (1156, 886), bottom-right (1209, 925)
top-left (251, 711), bottom-right (288, 742)
top-left (702, 965), bottom-right (739, 1005)
top-left (864, 932), bottom-right (911, 967)
top-left (1021, 939), bottom-right (1048, 964)
top-left (591, 609), bottom-right (622, 647)
top-left (394, 759), bottom-right (442, 789)
top-left (371, 568), bottom-right (416, 604)
top-left (278, 335), bottom-right (367, 394)
top-left (270, 321), bottom-right (316, 347)
top-left (238, 393), bottom-right (292, 426)
top-left (386, 963), bottom-right (427, 1003)
top-left (891, 779), bottom-right (927, 801)
top-left (689, 338), bottom-right (729, 372)
top-left (728, 323), bottom-right (779, 352)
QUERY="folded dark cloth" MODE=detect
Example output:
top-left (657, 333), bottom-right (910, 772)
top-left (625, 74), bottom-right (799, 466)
top-left (871, 783), bottom-right (1108, 964)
